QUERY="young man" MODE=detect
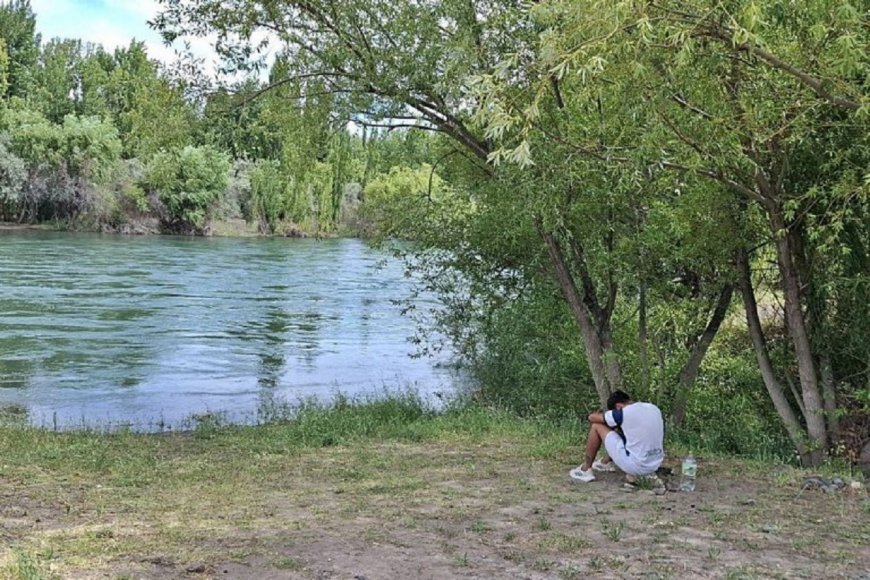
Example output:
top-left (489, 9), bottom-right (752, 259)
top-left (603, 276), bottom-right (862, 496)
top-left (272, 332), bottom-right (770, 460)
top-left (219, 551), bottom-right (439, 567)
top-left (569, 390), bottom-right (664, 482)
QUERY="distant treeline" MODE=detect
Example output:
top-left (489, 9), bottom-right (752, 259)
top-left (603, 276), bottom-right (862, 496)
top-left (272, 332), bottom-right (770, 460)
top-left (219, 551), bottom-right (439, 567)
top-left (0, 0), bottom-right (430, 235)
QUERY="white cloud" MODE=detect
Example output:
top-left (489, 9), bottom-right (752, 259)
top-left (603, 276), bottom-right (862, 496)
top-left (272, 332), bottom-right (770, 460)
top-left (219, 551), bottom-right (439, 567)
top-left (30, 0), bottom-right (220, 74)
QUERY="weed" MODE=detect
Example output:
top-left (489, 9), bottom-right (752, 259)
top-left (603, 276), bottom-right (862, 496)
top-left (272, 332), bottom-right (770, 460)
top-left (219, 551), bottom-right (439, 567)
top-left (588, 555), bottom-right (604, 571)
top-left (603, 520), bottom-right (624, 542)
top-left (3, 551), bottom-right (51, 580)
top-left (723, 567), bottom-right (755, 580)
top-left (548, 533), bottom-right (590, 554)
top-left (537, 517), bottom-right (551, 531)
top-left (470, 520), bottom-right (490, 533)
top-left (453, 552), bottom-right (469, 567)
top-left (532, 557), bottom-right (553, 572)
top-left (559, 564), bottom-right (583, 579)
top-left (633, 476), bottom-right (658, 490)
top-left (272, 557), bottom-right (303, 570)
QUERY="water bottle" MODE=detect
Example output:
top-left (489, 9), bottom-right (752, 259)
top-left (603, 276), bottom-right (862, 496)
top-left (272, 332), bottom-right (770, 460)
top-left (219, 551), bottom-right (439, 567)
top-left (680, 454), bottom-right (697, 492)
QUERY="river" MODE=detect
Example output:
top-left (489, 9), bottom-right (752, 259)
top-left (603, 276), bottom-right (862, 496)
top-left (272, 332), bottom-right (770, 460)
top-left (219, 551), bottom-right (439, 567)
top-left (0, 231), bottom-right (458, 430)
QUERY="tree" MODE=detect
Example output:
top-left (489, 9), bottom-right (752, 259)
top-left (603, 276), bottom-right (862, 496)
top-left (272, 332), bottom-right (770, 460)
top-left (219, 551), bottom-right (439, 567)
top-left (154, 0), bottom-right (868, 466)
top-left (153, 0), bottom-right (738, 411)
top-left (0, 0), bottom-right (38, 98)
top-left (30, 38), bottom-right (82, 122)
top-left (481, 0), bottom-right (867, 464)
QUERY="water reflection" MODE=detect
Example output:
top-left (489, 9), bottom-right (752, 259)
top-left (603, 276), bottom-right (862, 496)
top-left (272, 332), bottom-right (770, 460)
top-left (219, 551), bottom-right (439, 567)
top-left (0, 231), bottom-right (456, 429)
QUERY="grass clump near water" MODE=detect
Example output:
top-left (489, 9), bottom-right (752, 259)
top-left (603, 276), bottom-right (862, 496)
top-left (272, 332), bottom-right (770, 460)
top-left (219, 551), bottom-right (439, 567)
top-left (1, 394), bottom-right (867, 579)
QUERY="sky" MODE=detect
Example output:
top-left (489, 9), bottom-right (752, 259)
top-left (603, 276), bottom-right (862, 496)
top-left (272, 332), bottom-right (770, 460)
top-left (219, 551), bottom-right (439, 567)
top-left (29, 0), bottom-right (216, 69)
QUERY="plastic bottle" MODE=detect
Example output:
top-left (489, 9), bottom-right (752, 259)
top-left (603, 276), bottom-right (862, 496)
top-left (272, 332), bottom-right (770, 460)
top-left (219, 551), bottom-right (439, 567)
top-left (680, 454), bottom-right (697, 492)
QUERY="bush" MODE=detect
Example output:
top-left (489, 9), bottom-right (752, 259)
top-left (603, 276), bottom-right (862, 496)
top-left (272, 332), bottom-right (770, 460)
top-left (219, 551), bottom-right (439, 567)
top-left (0, 107), bottom-right (121, 223)
top-left (0, 133), bottom-right (25, 219)
top-left (142, 145), bottom-right (230, 234)
top-left (467, 286), bottom-right (596, 419)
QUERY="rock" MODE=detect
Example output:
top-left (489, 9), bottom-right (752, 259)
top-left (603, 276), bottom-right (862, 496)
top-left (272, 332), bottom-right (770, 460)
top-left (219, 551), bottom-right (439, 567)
top-left (801, 476), bottom-right (850, 494)
top-left (859, 441), bottom-right (870, 478)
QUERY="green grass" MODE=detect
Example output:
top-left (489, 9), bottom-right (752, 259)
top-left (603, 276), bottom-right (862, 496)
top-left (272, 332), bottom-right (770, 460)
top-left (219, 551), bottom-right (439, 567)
top-left (1, 551), bottom-right (54, 580)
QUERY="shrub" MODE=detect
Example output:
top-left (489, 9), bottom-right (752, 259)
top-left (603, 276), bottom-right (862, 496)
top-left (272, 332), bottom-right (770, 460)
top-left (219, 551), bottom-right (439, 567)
top-left (142, 145), bottom-right (230, 234)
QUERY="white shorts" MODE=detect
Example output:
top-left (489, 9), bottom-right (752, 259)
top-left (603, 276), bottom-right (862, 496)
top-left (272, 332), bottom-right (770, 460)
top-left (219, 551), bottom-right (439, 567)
top-left (604, 431), bottom-right (657, 477)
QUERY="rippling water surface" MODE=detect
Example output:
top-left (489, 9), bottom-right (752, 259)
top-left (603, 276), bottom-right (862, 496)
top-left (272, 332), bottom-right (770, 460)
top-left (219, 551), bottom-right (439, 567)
top-left (0, 231), bottom-right (456, 429)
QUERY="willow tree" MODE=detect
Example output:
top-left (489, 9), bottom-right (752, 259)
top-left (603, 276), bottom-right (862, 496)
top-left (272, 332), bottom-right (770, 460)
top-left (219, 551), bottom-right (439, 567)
top-left (154, 0), bottom-right (633, 405)
top-left (483, 0), bottom-right (867, 464)
top-left (154, 0), bottom-right (748, 410)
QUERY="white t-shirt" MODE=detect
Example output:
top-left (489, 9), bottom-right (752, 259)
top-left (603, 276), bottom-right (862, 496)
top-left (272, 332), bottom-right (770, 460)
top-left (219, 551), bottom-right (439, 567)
top-left (604, 402), bottom-right (665, 474)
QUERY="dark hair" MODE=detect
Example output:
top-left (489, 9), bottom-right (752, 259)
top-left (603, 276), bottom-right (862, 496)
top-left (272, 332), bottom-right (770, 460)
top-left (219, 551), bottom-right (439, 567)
top-left (606, 390), bottom-right (632, 411)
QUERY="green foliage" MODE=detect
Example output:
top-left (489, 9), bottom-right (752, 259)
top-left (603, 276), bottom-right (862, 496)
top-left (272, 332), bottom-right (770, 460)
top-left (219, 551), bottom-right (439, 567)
top-left (248, 158), bottom-right (286, 233)
top-left (361, 165), bottom-right (438, 240)
top-left (0, 36), bottom-right (9, 97)
top-left (469, 287), bottom-right (595, 419)
top-left (0, 105), bottom-right (121, 221)
top-left (104, 42), bottom-right (195, 159)
top-left (143, 144), bottom-right (230, 233)
top-left (0, 0), bottom-right (38, 98)
top-left (57, 114), bottom-right (121, 180)
top-left (0, 132), bottom-right (26, 210)
top-left (2, 550), bottom-right (51, 580)
top-left (1, 104), bottom-right (61, 165)
top-left (673, 350), bottom-right (793, 460)
top-left (29, 38), bottom-right (81, 123)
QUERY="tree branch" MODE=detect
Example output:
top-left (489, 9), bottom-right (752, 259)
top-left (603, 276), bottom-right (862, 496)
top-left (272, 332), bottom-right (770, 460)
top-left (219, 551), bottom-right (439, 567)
top-left (704, 28), bottom-right (861, 111)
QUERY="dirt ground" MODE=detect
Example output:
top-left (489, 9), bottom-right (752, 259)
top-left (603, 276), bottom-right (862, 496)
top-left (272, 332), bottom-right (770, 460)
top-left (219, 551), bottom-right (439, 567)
top-left (2, 438), bottom-right (869, 579)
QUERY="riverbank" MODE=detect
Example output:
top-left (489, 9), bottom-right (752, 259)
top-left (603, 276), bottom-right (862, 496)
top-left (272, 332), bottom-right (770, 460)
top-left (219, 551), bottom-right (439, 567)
top-left (0, 219), bottom-right (349, 239)
top-left (2, 403), bottom-right (868, 579)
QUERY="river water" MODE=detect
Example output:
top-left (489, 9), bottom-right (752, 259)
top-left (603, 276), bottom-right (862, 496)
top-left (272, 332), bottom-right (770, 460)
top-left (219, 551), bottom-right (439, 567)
top-left (0, 231), bottom-right (458, 430)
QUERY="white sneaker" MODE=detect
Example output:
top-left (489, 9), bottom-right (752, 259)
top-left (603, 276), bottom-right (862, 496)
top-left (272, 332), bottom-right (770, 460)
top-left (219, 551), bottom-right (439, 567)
top-left (569, 466), bottom-right (595, 482)
top-left (592, 459), bottom-right (616, 472)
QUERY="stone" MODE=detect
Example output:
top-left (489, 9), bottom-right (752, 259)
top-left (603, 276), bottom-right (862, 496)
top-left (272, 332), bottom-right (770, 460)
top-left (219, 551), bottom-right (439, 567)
top-left (858, 441), bottom-right (870, 478)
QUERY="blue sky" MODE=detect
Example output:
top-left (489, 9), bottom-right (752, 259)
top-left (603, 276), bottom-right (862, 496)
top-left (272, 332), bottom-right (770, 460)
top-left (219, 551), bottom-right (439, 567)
top-left (30, 0), bottom-right (213, 66)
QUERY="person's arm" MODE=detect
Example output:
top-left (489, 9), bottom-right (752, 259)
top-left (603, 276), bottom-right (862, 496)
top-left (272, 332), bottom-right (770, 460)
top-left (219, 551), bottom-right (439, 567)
top-left (591, 408), bottom-right (628, 427)
top-left (588, 412), bottom-right (607, 424)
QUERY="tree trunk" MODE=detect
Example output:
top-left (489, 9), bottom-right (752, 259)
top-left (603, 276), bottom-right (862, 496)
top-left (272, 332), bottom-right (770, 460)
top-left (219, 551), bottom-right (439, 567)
top-left (736, 248), bottom-right (812, 464)
top-left (671, 284), bottom-right (734, 426)
top-left (819, 354), bottom-right (840, 443)
top-left (769, 209), bottom-right (827, 463)
top-left (539, 226), bottom-right (614, 407)
top-left (639, 282), bottom-right (650, 392)
top-left (599, 326), bottom-right (624, 394)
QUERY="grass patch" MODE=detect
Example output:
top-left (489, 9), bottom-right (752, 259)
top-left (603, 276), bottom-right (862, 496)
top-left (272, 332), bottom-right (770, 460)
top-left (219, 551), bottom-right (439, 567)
top-left (1, 551), bottom-right (55, 580)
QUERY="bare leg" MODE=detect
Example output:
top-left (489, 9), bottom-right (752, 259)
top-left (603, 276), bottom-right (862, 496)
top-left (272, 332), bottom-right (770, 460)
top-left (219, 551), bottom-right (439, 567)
top-left (581, 423), bottom-right (613, 470)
